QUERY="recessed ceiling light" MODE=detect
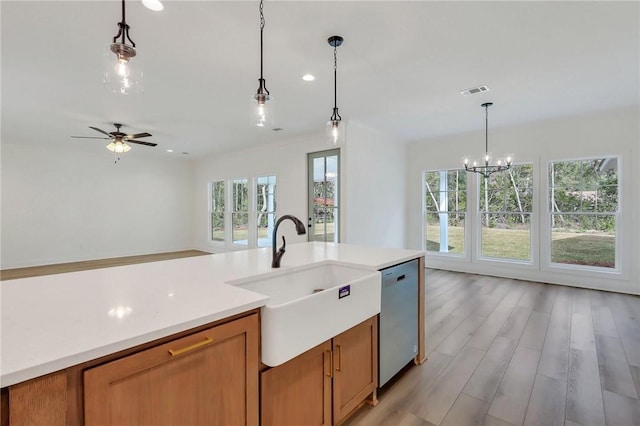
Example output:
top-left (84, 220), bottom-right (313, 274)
top-left (142, 0), bottom-right (164, 11)
top-left (166, 149), bottom-right (174, 153)
top-left (302, 74), bottom-right (315, 82)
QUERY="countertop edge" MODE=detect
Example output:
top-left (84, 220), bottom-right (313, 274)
top-left (1, 298), bottom-right (268, 387)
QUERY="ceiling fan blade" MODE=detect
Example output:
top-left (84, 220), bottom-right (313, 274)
top-left (127, 140), bottom-right (158, 147)
top-left (71, 136), bottom-right (110, 139)
top-left (89, 126), bottom-right (112, 137)
top-left (129, 132), bottom-right (152, 139)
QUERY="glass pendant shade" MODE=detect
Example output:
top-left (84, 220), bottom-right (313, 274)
top-left (252, 0), bottom-right (272, 128)
top-left (103, 43), bottom-right (143, 95)
top-left (326, 36), bottom-right (344, 145)
top-left (251, 92), bottom-right (274, 127)
top-left (106, 140), bottom-right (132, 153)
top-left (326, 119), bottom-right (344, 145)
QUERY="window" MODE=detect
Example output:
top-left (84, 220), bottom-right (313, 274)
top-left (479, 164), bottom-right (533, 261)
top-left (231, 178), bottom-right (249, 246)
top-left (309, 150), bottom-right (339, 243)
top-left (210, 181), bottom-right (225, 242)
top-left (548, 157), bottom-right (618, 269)
top-left (424, 169), bottom-right (466, 255)
top-left (256, 175), bottom-right (276, 247)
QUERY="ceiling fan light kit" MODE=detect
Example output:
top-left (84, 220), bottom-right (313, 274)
top-left (463, 102), bottom-right (513, 179)
top-left (103, 0), bottom-right (143, 95)
top-left (71, 123), bottom-right (156, 163)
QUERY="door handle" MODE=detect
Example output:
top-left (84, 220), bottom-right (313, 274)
top-left (324, 350), bottom-right (333, 377)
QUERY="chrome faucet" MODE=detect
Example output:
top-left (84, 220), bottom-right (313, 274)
top-left (272, 215), bottom-right (307, 268)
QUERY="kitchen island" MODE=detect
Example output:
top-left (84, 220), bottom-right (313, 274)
top-left (1, 242), bottom-right (424, 425)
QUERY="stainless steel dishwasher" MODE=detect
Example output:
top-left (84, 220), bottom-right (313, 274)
top-left (379, 258), bottom-right (419, 387)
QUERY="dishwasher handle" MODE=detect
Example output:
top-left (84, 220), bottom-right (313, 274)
top-left (383, 274), bottom-right (408, 288)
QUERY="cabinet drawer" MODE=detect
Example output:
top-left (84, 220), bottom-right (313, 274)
top-left (84, 314), bottom-right (259, 426)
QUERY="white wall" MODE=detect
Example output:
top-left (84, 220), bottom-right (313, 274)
top-left (406, 106), bottom-right (640, 294)
top-left (343, 121), bottom-right (407, 248)
top-left (193, 121), bottom-right (407, 253)
top-left (192, 133), bottom-right (330, 253)
top-left (1, 142), bottom-right (195, 268)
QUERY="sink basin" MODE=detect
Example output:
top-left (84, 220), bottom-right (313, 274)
top-left (231, 262), bottom-right (381, 367)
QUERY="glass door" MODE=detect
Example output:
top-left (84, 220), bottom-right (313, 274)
top-left (308, 149), bottom-right (340, 242)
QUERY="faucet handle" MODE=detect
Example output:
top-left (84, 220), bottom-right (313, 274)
top-left (279, 235), bottom-right (286, 253)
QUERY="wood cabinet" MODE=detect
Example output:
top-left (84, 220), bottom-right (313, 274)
top-left (332, 316), bottom-right (378, 423)
top-left (4, 311), bottom-right (259, 426)
top-left (261, 316), bottom-right (378, 426)
top-left (261, 340), bottom-right (333, 426)
top-left (84, 313), bottom-right (259, 426)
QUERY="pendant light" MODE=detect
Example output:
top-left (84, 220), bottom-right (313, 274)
top-left (251, 0), bottom-right (273, 127)
top-left (326, 35), bottom-right (344, 145)
top-left (103, 0), bottom-right (143, 95)
top-left (463, 102), bottom-right (513, 178)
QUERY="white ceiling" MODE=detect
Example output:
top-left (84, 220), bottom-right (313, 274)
top-left (2, 1), bottom-right (638, 159)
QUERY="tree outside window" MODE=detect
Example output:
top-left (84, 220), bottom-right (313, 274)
top-left (549, 158), bottom-right (617, 269)
top-left (424, 170), bottom-right (466, 255)
top-left (479, 164), bottom-right (533, 261)
top-left (232, 178), bottom-right (249, 245)
top-left (256, 176), bottom-right (276, 247)
top-left (210, 181), bottom-right (225, 241)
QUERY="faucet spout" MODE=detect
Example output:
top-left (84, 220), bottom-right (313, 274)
top-left (271, 215), bottom-right (307, 268)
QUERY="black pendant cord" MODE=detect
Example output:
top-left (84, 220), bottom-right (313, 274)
top-left (331, 43), bottom-right (341, 121)
top-left (256, 0), bottom-right (269, 96)
top-left (112, 0), bottom-right (135, 47)
top-left (485, 103), bottom-right (489, 158)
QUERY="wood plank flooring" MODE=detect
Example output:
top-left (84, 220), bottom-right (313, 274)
top-left (0, 250), bottom-right (210, 280)
top-left (346, 269), bottom-right (640, 426)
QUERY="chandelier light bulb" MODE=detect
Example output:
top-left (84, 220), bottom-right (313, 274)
top-left (116, 57), bottom-right (130, 77)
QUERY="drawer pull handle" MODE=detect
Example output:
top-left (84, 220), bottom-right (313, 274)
top-left (169, 337), bottom-right (213, 356)
top-left (397, 274), bottom-right (406, 281)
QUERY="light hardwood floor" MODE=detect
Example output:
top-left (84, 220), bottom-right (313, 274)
top-left (346, 269), bottom-right (640, 426)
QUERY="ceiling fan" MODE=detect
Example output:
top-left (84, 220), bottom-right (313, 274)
top-left (71, 123), bottom-right (156, 160)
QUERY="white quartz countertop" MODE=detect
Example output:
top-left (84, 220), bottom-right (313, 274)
top-left (1, 242), bottom-right (424, 387)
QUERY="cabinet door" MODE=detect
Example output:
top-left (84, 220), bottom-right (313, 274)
top-left (84, 314), bottom-right (259, 426)
top-left (332, 316), bottom-right (378, 423)
top-left (261, 340), bottom-right (332, 426)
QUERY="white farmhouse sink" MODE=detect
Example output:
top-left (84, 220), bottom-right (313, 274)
top-left (231, 262), bottom-right (381, 367)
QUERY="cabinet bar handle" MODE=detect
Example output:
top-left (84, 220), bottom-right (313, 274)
top-left (325, 350), bottom-right (333, 377)
top-left (168, 337), bottom-right (213, 356)
top-left (336, 345), bottom-right (342, 371)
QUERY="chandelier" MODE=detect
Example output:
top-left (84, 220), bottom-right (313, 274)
top-left (464, 102), bottom-right (512, 178)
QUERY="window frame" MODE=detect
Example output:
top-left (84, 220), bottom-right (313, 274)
top-left (209, 180), bottom-right (226, 243)
top-left (208, 174), bottom-right (278, 250)
top-left (422, 168), bottom-right (469, 259)
top-left (543, 155), bottom-right (621, 274)
top-left (255, 175), bottom-right (277, 248)
top-left (476, 162), bottom-right (534, 265)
